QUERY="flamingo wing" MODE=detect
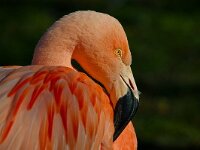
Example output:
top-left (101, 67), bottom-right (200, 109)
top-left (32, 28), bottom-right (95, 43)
top-left (0, 66), bottom-right (114, 150)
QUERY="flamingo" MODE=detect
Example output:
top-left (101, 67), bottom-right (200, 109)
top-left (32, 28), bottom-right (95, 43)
top-left (0, 11), bottom-right (139, 150)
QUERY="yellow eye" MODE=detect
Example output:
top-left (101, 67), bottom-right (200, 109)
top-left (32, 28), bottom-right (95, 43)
top-left (115, 48), bottom-right (122, 58)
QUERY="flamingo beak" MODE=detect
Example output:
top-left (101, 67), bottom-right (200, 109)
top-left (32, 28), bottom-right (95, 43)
top-left (113, 72), bottom-right (139, 141)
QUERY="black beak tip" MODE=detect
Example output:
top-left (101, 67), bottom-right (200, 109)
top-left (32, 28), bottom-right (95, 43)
top-left (113, 87), bottom-right (139, 141)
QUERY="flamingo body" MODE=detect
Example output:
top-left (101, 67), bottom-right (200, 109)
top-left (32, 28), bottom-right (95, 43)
top-left (0, 66), bottom-right (115, 149)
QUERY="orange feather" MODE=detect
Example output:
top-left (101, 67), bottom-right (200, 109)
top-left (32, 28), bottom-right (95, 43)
top-left (0, 66), bottom-right (114, 149)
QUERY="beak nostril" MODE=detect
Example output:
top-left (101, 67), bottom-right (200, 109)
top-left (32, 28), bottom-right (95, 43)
top-left (129, 79), bottom-right (134, 90)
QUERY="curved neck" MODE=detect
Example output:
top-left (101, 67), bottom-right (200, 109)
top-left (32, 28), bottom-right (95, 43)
top-left (32, 18), bottom-right (78, 68)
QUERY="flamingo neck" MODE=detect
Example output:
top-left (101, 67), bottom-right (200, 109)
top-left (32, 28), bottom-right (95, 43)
top-left (32, 18), bottom-right (78, 68)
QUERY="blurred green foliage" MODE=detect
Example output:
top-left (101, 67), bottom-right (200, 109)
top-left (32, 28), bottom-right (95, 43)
top-left (0, 0), bottom-right (200, 149)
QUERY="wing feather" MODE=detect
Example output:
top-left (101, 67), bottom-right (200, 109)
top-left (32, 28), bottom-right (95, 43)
top-left (0, 66), bottom-right (114, 150)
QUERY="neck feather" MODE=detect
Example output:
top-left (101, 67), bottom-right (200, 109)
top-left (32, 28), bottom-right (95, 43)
top-left (32, 18), bottom-right (78, 67)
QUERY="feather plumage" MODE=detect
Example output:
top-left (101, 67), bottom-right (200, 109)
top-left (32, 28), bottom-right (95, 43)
top-left (0, 66), bottom-right (114, 150)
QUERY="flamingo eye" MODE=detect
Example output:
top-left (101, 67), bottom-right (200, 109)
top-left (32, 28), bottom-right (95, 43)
top-left (115, 48), bottom-right (123, 58)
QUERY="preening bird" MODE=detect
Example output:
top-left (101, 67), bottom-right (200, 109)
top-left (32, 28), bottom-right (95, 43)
top-left (0, 11), bottom-right (139, 150)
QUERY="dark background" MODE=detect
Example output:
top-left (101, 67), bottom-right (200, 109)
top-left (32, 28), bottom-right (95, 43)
top-left (0, 0), bottom-right (200, 149)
